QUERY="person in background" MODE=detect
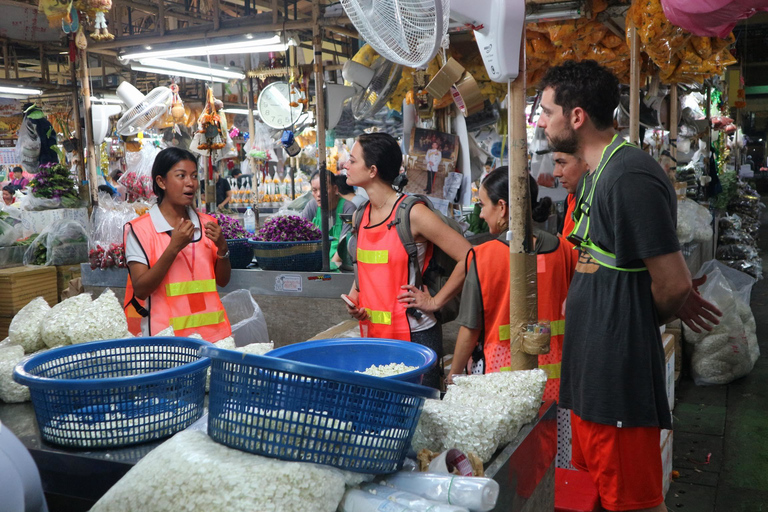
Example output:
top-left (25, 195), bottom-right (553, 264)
top-left (538, 60), bottom-right (720, 512)
top-left (301, 170), bottom-right (357, 263)
top-left (335, 173), bottom-right (367, 208)
top-left (343, 133), bottom-right (471, 389)
top-left (10, 167), bottom-right (28, 191)
top-left (123, 147), bottom-right (232, 342)
top-left (214, 169), bottom-right (232, 210)
top-left (231, 168), bottom-right (243, 187)
top-left (424, 142), bottom-right (442, 194)
top-left (552, 151), bottom-right (590, 242)
top-left (448, 168), bottom-right (578, 466)
top-left (2, 186), bottom-right (15, 206)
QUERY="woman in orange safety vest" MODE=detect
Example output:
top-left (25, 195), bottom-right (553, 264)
top-left (123, 147), bottom-right (232, 341)
top-left (447, 167), bottom-right (578, 467)
top-left (342, 133), bottom-right (471, 389)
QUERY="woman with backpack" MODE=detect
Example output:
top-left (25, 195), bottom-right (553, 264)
top-left (342, 132), bottom-right (471, 389)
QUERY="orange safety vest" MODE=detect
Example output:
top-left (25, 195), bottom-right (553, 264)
top-left (123, 211), bottom-right (231, 341)
top-left (356, 195), bottom-right (431, 341)
top-left (562, 193), bottom-right (576, 242)
top-left (471, 236), bottom-right (577, 399)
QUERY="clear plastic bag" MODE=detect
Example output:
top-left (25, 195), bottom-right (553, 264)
top-left (0, 216), bottom-right (22, 247)
top-left (15, 117), bottom-right (40, 170)
top-left (676, 198), bottom-right (712, 244)
top-left (220, 289), bottom-right (269, 347)
top-left (120, 143), bottom-right (160, 201)
top-left (24, 219), bottom-right (89, 266)
top-left (89, 193), bottom-right (138, 269)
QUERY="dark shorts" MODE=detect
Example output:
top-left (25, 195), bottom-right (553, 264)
top-left (411, 323), bottom-right (443, 390)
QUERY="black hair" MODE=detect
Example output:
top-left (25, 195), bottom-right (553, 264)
top-left (2, 185), bottom-right (14, 194)
top-left (539, 60), bottom-right (620, 131)
top-left (309, 169), bottom-right (338, 190)
top-left (98, 184), bottom-right (116, 197)
top-left (231, 168), bottom-right (242, 177)
top-left (151, 147), bottom-right (198, 203)
top-left (356, 133), bottom-right (402, 187)
top-left (12, 166), bottom-right (22, 174)
top-left (335, 173), bottom-right (355, 195)
top-left (481, 167), bottom-right (552, 224)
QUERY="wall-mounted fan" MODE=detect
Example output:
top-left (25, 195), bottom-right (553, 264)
top-left (115, 82), bottom-right (173, 136)
top-left (91, 103), bottom-right (122, 144)
top-left (339, 0), bottom-right (524, 83)
top-left (342, 57), bottom-right (403, 120)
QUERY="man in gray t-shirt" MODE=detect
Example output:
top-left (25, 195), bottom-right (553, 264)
top-left (537, 61), bottom-right (720, 512)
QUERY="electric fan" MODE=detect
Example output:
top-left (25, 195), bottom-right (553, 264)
top-left (115, 82), bottom-right (173, 136)
top-left (338, 0), bottom-right (525, 83)
top-left (342, 56), bottom-right (403, 120)
top-left (92, 104), bottom-right (122, 144)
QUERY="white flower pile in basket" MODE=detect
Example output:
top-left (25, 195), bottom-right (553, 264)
top-left (411, 370), bottom-right (547, 462)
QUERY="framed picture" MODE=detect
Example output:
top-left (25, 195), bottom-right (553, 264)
top-left (405, 128), bottom-right (459, 200)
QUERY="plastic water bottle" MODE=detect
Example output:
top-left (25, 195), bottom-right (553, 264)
top-left (243, 207), bottom-right (256, 236)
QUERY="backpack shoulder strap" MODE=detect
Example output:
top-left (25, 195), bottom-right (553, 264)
top-left (351, 200), bottom-right (369, 292)
top-left (391, 194), bottom-right (429, 289)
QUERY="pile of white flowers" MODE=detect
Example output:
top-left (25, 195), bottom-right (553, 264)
top-left (0, 344), bottom-right (30, 403)
top-left (42, 401), bottom-right (197, 448)
top-left (411, 370), bottom-right (547, 462)
top-left (677, 198), bottom-right (713, 244)
top-left (91, 429), bottom-right (357, 512)
top-left (70, 289), bottom-right (130, 344)
top-left (356, 363), bottom-right (418, 377)
top-left (41, 294), bottom-right (92, 348)
top-left (8, 297), bottom-right (50, 353)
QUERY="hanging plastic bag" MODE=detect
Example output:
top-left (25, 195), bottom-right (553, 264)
top-left (120, 143), bottom-right (160, 201)
top-left (24, 219), bottom-right (89, 266)
top-left (15, 117), bottom-right (41, 171)
top-left (220, 289), bottom-right (269, 347)
top-left (89, 193), bottom-right (138, 269)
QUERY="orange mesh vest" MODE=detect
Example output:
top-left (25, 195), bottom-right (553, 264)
top-left (123, 211), bottom-right (231, 341)
top-left (562, 194), bottom-right (576, 244)
top-left (357, 196), bottom-right (426, 341)
top-left (473, 237), bottom-right (577, 398)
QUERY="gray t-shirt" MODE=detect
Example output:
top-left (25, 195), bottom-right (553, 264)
top-left (560, 144), bottom-right (678, 430)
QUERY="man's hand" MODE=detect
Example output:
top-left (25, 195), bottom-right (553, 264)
top-left (677, 275), bottom-right (722, 333)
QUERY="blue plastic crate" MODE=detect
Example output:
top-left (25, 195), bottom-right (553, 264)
top-left (13, 337), bottom-right (212, 449)
top-left (226, 238), bottom-right (253, 269)
top-left (249, 239), bottom-right (323, 271)
top-left (266, 338), bottom-right (437, 385)
top-left (202, 346), bottom-right (438, 473)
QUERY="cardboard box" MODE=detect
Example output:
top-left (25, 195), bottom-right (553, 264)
top-left (660, 429), bottom-right (674, 496)
top-left (20, 208), bottom-right (89, 238)
top-left (0, 265), bottom-right (58, 317)
top-left (0, 315), bottom-right (12, 339)
top-left (55, 264), bottom-right (82, 302)
top-left (663, 333), bottom-right (675, 411)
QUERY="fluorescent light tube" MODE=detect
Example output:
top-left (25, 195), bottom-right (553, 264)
top-left (223, 108), bottom-right (257, 115)
top-left (138, 58), bottom-right (245, 80)
top-left (131, 65), bottom-right (233, 83)
top-left (90, 96), bottom-right (124, 104)
top-left (526, 2), bottom-right (583, 22)
top-left (121, 35), bottom-right (286, 61)
top-left (0, 86), bottom-right (43, 96)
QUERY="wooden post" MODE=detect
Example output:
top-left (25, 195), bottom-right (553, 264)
top-left (313, 0), bottom-right (330, 271)
top-left (157, 1), bottom-right (165, 36)
top-left (77, 48), bottom-right (98, 205)
top-left (213, 0), bottom-right (220, 31)
top-left (669, 85), bottom-right (678, 163)
top-left (69, 48), bottom-right (88, 202)
top-left (629, 25), bottom-right (641, 146)
top-left (247, 74), bottom-right (259, 219)
top-left (508, 31), bottom-right (537, 371)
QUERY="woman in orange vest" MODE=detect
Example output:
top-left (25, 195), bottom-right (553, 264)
top-left (342, 133), bottom-right (471, 389)
top-left (447, 167), bottom-right (578, 464)
top-left (123, 147), bottom-right (232, 341)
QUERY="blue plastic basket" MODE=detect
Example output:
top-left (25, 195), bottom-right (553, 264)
top-left (266, 338), bottom-right (437, 385)
top-left (226, 238), bottom-right (253, 269)
top-left (201, 346), bottom-right (438, 473)
top-left (13, 337), bottom-right (213, 449)
top-left (249, 239), bottom-right (324, 271)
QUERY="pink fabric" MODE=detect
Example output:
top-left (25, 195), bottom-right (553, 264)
top-left (661, 0), bottom-right (768, 38)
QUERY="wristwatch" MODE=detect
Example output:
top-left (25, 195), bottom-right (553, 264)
top-left (217, 249), bottom-right (230, 259)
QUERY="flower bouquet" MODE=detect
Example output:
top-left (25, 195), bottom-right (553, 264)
top-left (249, 215), bottom-right (324, 271)
top-left (27, 163), bottom-right (82, 210)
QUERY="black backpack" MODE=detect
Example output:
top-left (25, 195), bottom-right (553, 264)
top-left (352, 194), bottom-right (464, 323)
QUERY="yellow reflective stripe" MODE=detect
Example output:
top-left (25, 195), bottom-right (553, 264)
top-left (365, 309), bottom-right (392, 325)
top-left (170, 310), bottom-right (226, 331)
top-left (499, 366), bottom-right (512, 372)
top-left (357, 248), bottom-right (389, 264)
top-left (499, 324), bottom-right (511, 341)
top-left (166, 279), bottom-right (217, 297)
top-left (551, 319), bottom-right (565, 337)
top-left (539, 362), bottom-right (561, 379)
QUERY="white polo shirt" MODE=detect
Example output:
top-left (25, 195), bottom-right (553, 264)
top-left (125, 204), bottom-right (202, 266)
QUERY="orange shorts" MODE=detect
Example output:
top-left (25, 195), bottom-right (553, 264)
top-left (571, 411), bottom-right (664, 511)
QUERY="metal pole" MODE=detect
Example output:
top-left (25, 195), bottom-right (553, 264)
top-left (508, 30), bottom-right (537, 371)
top-left (313, 0), bottom-right (330, 271)
top-left (629, 25), bottom-right (641, 146)
top-left (77, 47), bottom-right (98, 205)
top-left (247, 74), bottom-right (259, 219)
top-left (669, 85), bottom-right (678, 163)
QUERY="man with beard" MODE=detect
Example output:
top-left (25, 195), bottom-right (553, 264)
top-left (537, 60), bottom-right (720, 512)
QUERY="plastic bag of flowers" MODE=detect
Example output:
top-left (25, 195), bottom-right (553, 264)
top-left (90, 193), bottom-right (139, 269)
top-left (90, 429), bottom-right (357, 512)
top-left (68, 289), bottom-right (130, 344)
top-left (40, 294), bottom-right (92, 348)
top-left (8, 297), bottom-right (50, 353)
top-left (411, 370), bottom-right (547, 462)
top-left (0, 345), bottom-right (30, 403)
